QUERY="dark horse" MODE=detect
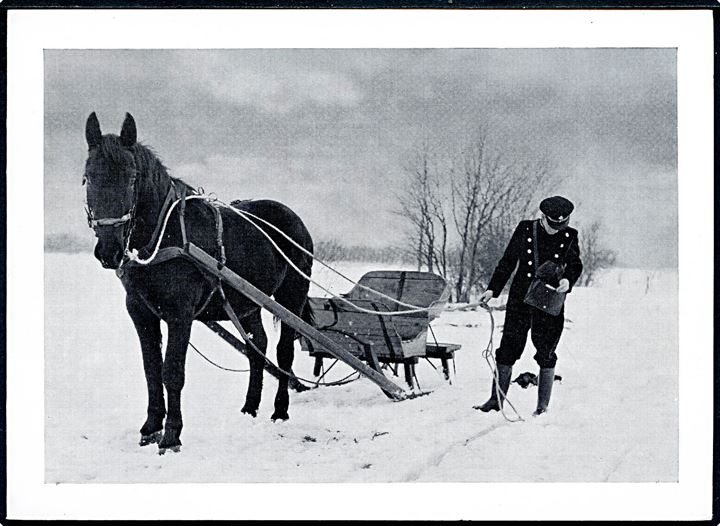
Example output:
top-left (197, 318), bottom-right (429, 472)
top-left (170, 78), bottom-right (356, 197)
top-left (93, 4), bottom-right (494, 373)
top-left (83, 112), bottom-right (314, 452)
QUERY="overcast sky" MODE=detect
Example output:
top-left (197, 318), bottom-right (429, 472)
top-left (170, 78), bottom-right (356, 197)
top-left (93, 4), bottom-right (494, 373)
top-left (45, 49), bottom-right (676, 267)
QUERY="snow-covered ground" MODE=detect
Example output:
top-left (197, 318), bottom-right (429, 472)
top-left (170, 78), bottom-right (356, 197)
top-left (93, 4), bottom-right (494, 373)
top-left (45, 254), bottom-right (677, 482)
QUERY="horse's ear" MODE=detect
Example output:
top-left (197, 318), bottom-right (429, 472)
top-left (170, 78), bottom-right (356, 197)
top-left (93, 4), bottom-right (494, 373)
top-left (120, 113), bottom-right (137, 148)
top-left (85, 112), bottom-right (102, 148)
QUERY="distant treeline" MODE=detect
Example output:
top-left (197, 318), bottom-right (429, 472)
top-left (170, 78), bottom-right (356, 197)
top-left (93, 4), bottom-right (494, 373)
top-left (45, 233), bottom-right (93, 253)
top-left (314, 239), bottom-right (414, 264)
top-left (45, 232), bottom-right (413, 265)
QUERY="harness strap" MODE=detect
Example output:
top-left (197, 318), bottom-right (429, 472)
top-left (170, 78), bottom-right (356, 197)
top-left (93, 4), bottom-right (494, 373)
top-left (212, 203), bottom-right (226, 269)
top-left (142, 247), bottom-right (185, 266)
top-left (219, 289), bottom-right (253, 344)
top-left (133, 287), bottom-right (162, 319)
top-left (192, 282), bottom-right (219, 319)
top-left (191, 203), bottom-right (226, 318)
top-left (179, 186), bottom-right (188, 248)
top-left (191, 204), bottom-right (225, 317)
top-left (139, 180), bottom-right (178, 259)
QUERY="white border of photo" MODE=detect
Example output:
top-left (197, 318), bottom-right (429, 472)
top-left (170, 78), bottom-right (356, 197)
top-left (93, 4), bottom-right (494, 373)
top-left (7, 8), bottom-right (713, 520)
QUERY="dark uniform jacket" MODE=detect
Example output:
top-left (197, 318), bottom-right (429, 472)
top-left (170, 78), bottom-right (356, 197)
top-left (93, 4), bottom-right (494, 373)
top-left (487, 219), bottom-right (583, 307)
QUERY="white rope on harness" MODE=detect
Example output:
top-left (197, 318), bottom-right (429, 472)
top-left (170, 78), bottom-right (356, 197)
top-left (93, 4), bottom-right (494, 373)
top-left (229, 208), bottom-right (435, 313)
top-left (123, 194), bottom-right (209, 266)
top-left (218, 202), bottom-right (432, 316)
top-left (125, 193), bottom-right (434, 316)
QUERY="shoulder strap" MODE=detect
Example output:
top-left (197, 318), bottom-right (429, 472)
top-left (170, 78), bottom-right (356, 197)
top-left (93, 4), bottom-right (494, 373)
top-left (178, 185), bottom-right (188, 247)
top-left (212, 203), bottom-right (226, 269)
top-left (136, 180), bottom-right (178, 259)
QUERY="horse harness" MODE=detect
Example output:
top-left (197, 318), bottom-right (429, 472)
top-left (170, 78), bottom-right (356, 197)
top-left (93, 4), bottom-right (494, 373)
top-left (115, 181), bottom-right (229, 320)
top-left (109, 181), bottom-right (277, 371)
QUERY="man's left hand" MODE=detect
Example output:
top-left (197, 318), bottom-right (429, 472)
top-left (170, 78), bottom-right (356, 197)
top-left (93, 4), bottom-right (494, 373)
top-left (557, 279), bottom-right (570, 293)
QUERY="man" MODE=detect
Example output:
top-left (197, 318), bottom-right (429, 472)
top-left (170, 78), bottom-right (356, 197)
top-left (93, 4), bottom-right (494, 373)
top-left (476, 196), bottom-right (583, 416)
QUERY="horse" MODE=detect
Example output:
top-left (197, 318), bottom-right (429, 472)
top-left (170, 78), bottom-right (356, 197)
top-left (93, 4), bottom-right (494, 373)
top-left (83, 112), bottom-right (314, 453)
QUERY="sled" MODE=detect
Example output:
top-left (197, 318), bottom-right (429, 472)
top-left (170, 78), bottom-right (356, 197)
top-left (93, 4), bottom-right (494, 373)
top-left (300, 270), bottom-right (462, 389)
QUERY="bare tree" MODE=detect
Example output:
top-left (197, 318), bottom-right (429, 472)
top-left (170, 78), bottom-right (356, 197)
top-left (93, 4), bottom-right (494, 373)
top-left (449, 131), bottom-right (558, 301)
top-left (397, 129), bottom-right (558, 302)
top-left (577, 219), bottom-right (617, 286)
top-left (395, 144), bottom-right (449, 275)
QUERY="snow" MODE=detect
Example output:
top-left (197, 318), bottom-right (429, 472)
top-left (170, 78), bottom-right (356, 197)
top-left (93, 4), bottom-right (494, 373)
top-left (45, 255), bottom-right (677, 483)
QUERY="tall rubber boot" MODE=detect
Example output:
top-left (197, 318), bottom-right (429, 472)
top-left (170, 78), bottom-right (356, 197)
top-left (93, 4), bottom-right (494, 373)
top-left (475, 364), bottom-right (512, 412)
top-left (533, 367), bottom-right (555, 416)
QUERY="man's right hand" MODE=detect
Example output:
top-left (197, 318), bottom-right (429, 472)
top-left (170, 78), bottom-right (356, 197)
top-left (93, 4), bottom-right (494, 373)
top-left (479, 290), bottom-right (494, 304)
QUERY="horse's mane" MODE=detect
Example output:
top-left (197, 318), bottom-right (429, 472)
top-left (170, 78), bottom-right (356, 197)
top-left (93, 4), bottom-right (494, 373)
top-left (100, 134), bottom-right (195, 193)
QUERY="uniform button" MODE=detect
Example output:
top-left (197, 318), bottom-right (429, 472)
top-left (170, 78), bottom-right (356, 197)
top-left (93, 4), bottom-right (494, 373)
top-left (565, 232), bottom-right (570, 237)
top-left (527, 249), bottom-right (532, 253)
top-left (527, 238), bottom-right (532, 242)
top-left (560, 244), bottom-right (564, 248)
top-left (527, 273), bottom-right (532, 277)
top-left (528, 261), bottom-right (533, 265)
top-left (554, 254), bottom-right (559, 258)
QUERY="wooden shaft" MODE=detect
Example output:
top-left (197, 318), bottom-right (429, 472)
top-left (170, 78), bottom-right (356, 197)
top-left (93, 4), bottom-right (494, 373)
top-left (201, 321), bottom-right (307, 392)
top-left (184, 243), bottom-right (406, 400)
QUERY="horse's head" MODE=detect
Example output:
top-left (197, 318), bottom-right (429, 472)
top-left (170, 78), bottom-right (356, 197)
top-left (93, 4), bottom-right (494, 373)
top-left (83, 112), bottom-right (138, 269)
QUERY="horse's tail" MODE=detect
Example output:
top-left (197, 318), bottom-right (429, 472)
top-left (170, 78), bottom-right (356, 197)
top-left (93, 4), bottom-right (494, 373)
top-left (301, 299), bottom-right (315, 328)
top-left (272, 296), bottom-right (314, 336)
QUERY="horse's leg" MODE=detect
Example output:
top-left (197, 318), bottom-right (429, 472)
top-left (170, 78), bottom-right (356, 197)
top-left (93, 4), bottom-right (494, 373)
top-left (240, 310), bottom-right (267, 418)
top-left (270, 321), bottom-right (297, 421)
top-left (272, 281), bottom-right (309, 421)
top-left (126, 295), bottom-right (165, 446)
top-left (158, 317), bottom-right (192, 453)
top-left (271, 266), bottom-right (313, 422)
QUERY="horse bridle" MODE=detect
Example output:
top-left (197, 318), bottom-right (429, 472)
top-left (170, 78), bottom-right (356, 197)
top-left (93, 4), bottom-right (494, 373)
top-left (87, 211), bottom-right (133, 229)
top-left (85, 166), bottom-right (139, 253)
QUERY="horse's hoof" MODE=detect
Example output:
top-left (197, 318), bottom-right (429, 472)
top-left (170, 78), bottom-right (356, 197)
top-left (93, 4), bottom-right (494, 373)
top-left (139, 431), bottom-right (163, 446)
top-left (271, 411), bottom-right (289, 422)
top-left (158, 427), bottom-right (182, 452)
top-left (158, 445), bottom-right (181, 455)
top-left (241, 406), bottom-right (257, 418)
